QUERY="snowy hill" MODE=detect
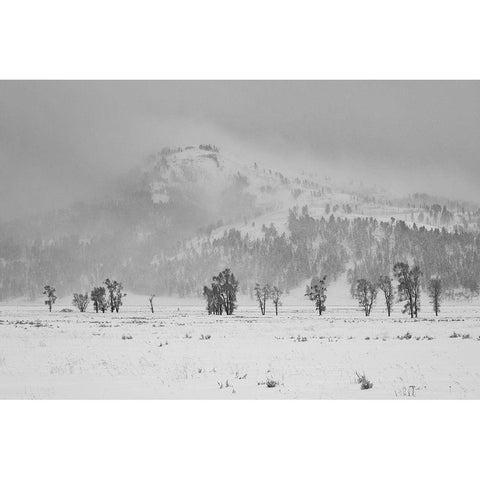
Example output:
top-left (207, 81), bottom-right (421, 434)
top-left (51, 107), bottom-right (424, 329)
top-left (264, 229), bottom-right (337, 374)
top-left (137, 145), bottom-right (478, 246)
top-left (1, 143), bottom-right (480, 302)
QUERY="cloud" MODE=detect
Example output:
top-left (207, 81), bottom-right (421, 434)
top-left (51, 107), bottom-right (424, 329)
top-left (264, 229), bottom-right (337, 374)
top-left (1, 81), bottom-right (479, 220)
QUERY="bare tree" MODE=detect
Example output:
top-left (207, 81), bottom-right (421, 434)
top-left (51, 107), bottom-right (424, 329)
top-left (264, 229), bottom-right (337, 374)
top-left (72, 292), bottom-right (90, 312)
top-left (354, 279), bottom-right (377, 316)
top-left (203, 268), bottom-right (239, 315)
top-left (91, 286), bottom-right (108, 313)
top-left (203, 284), bottom-right (222, 315)
top-left (270, 286), bottom-right (282, 316)
top-left (104, 279), bottom-right (126, 313)
top-left (394, 262), bottom-right (422, 318)
top-left (254, 283), bottom-right (271, 315)
top-left (305, 276), bottom-right (327, 316)
top-left (378, 275), bottom-right (394, 316)
top-left (428, 277), bottom-right (442, 316)
top-left (149, 294), bottom-right (155, 314)
top-left (43, 285), bottom-right (57, 312)
top-left (411, 265), bottom-right (422, 317)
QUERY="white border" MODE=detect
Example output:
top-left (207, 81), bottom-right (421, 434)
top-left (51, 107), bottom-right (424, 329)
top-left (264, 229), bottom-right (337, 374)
top-left (1, 1), bottom-right (480, 479)
top-left (1, 0), bottom-right (480, 79)
top-left (1, 401), bottom-right (479, 479)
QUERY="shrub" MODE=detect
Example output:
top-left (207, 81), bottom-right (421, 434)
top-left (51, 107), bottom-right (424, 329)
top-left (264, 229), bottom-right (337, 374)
top-left (355, 372), bottom-right (373, 390)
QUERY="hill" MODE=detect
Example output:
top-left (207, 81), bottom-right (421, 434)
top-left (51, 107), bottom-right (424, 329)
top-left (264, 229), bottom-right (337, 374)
top-left (1, 144), bottom-right (480, 301)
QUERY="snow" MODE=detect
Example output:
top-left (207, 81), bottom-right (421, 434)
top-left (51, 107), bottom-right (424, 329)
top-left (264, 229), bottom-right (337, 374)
top-left (1, 299), bottom-right (480, 399)
top-left (1, 147), bottom-right (478, 399)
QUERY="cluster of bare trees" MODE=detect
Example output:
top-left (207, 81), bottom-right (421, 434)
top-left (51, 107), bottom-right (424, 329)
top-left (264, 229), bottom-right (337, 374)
top-left (254, 283), bottom-right (283, 315)
top-left (43, 279), bottom-right (126, 313)
top-left (104, 279), bottom-right (126, 313)
top-left (354, 262), bottom-right (443, 317)
top-left (203, 268), bottom-right (239, 315)
top-left (91, 286), bottom-right (108, 313)
top-left (41, 264), bottom-right (444, 319)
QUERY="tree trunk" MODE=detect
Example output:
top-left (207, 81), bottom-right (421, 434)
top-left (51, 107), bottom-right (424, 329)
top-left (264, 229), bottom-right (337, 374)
top-left (49, 302), bottom-right (52, 312)
top-left (275, 303), bottom-right (278, 316)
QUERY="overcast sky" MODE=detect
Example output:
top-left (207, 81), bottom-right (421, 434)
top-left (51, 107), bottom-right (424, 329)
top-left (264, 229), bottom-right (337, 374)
top-left (1, 81), bottom-right (479, 220)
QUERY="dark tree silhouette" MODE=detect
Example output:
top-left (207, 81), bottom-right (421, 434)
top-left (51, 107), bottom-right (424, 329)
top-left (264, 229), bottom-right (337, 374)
top-left (149, 294), bottom-right (155, 314)
top-left (203, 285), bottom-right (221, 315)
top-left (305, 276), bottom-right (327, 316)
top-left (394, 263), bottom-right (422, 318)
top-left (254, 283), bottom-right (271, 315)
top-left (203, 268), bottom-right (238, 315)
top-left (378, 276), bottom-right (394, 317)
top-left (428, 277), bottom-right (442, 316)
top-left (270, 286), bottom-right (282, 316)
top-left (354, 279), bottom-right (377, 316)
top-left (43, 285), bottom-right (57, 312)
top-left (72, 292), bottom-right (89, 312)
top-left (91, 286), bottom-right (108, 313)
top-left (104, 279), bottom-right (126, 313)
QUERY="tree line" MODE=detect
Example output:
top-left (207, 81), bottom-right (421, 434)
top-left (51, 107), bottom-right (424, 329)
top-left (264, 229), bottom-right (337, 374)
top-left (3, 206), bottom-right (480, 302)
top-left (43, 278), bottom-right (127, 313)
top-left (354, 263), bottom-right (442, 317)
top-left (41, 261), bottom-right (444, 318)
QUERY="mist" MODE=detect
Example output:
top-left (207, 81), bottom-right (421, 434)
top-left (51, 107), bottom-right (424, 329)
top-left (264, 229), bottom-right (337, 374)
top-left (1, 80), bottom-right (480, 221)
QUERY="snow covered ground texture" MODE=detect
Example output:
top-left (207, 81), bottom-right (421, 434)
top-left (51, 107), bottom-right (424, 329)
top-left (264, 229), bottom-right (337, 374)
top-left (1, 299), bottom-right (480, 399)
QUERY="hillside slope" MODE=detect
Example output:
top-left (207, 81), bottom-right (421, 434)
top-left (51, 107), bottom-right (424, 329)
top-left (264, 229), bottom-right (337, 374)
top-left (1, 144), bottom-right (480, 301)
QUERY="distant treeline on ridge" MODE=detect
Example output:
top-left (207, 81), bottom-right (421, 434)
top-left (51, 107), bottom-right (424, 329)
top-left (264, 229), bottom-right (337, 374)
top-left (1, 206), bottom-right (479, 301)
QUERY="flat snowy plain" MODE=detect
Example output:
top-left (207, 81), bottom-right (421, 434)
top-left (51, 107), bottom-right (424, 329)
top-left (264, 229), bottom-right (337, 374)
top-left (1, 297), bottom-right (480, 399)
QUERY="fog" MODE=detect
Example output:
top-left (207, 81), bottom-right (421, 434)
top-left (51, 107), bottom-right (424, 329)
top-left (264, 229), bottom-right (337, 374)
top-left (1, 81), bottom-right (480, 221)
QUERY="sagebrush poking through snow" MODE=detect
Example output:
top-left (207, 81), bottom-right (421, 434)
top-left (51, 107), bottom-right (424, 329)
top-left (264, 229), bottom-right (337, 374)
top-left (355, 372), bottom-right (373, 390)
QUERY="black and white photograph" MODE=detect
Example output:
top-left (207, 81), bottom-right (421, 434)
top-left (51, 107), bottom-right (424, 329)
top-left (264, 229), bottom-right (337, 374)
top-left (1, 80), bottom-right (480, 400)
top-left (1, 1), bottom-right (479, 479)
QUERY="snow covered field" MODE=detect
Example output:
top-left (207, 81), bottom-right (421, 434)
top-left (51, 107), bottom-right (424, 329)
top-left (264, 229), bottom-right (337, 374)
top-left (1, 300), bottom-right (480, 399)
